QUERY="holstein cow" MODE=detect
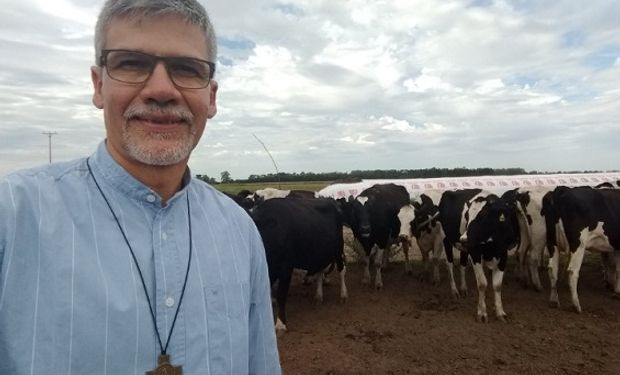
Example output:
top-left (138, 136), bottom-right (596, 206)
top-left (441, 189), bottom-right (519, 322)
top-left (342, 183), bottom-right (410, 289)
top-left (544, 186), bottom-right (620, 313)
top-left (507, 187), bottom-right (551, 292)
top-left (397, 191), bottom-right (443, 284)
top-left (251, 197), bottom-right (347, 334)
top-left (438, 189), bottom-right (485, 298)
top-left (253, 187), bottom-right (317, 204)
top-left (223, 190), bottom-right (255, 212)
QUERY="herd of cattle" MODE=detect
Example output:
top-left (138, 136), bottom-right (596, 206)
top-left (223, 180), bottom-right (620, 333)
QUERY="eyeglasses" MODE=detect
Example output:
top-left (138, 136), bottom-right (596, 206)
top-left (100, 49), bottom-right (216, 89)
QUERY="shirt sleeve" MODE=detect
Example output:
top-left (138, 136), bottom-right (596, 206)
top-left (0, 178), bottom-right (15, 269)
top-left (247, 223), bottom-right (282, 375)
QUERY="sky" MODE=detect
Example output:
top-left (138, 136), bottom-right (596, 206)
top-left (1, 0), bottom-right (619, 180)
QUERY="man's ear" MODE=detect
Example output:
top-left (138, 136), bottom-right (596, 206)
top-left (206, 80), bottom-right (218, 119)
top-left (91, 66), bottom-right (104, 109)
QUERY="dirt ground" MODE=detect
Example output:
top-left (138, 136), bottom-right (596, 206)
top-left (277, 251), bottom-right (620, 374)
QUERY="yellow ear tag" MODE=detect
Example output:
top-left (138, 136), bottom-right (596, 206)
top-left (499, 213), bottom-right (505, 222)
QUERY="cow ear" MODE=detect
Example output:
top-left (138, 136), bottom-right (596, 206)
top-left (421, 194), bottom-right (433, 206)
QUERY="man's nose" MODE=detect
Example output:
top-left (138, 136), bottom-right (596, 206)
top-left (140, 62), bottom-right (181, 103)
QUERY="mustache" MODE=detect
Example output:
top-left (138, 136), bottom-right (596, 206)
top-left (123, 103), bottom-right (194, 123)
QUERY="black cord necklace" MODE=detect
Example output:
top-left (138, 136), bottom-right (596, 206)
top-left (86, 158), bottom-right (191, 374)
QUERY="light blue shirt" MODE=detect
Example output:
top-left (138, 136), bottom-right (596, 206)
top-left (0, 142), bottom-right (281, 374)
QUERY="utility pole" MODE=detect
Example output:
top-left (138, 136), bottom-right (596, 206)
top-left (42, 131), bottom-right (57, 164)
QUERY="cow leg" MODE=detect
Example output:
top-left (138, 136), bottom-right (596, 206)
top-left (374, 246), bottom-right (384, 289)
top-left (402, 239), bottom-right (412, 275)
top-left (444, 240), bottom-right (459, 298)
top-left (472, 261), bottom-right (488, 323)
top-left (567, 245), bottom-right (586, 313)
top-left (314, 270), bottom-right (324, 303)
top-left (431, 236), bottom-right (443, 285)
top-left (459, 251), bottom-right (469, 297)
top-left (548, 246), bottom-right (560, 308)
top-left (275, 269), bottom-right (294, 335)
top-left (528, 243), bottom-right (544, 292)
top-left (513, 241), bottom-right (526, 287)
top-left (382, 243), bottom-right (392, 270)
top-left (419, 247), bottom-right (430, 282)
top-left (491, 267), bottom-right (507, 321)
top-left (339, 265), bottom-right (348, 302)
top-left (613, 252), bottom-right (620, 296)
top-left (601, 252), bottom-right (615, 290)
top-left (357, 244), bottom-right (372, 286)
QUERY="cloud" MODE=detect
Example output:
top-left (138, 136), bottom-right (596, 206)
top-left (1, 0), bottom-right (620, 178)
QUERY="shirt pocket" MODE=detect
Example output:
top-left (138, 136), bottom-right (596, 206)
top-left (204, 282), bottom-right (249, 320)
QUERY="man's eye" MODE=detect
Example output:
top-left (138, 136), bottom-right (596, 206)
top-left (170, 61), bottom-right (207, 77)
top-left (113, 58), bottom-right (150, 70)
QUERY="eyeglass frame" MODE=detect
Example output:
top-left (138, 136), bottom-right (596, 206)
top-left (98, 49), bottom-right (216, 89)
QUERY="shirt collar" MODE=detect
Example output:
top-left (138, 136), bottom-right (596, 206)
top-left (88, 140), bottom-right (192, 207)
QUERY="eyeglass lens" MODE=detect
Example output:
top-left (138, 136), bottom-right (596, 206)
top-left (105, 50), bottom-right (213, 89)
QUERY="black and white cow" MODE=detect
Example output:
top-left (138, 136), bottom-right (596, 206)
top-left (253, 187), bottom-right (317, 203)
top-left (544, 186), bottom-right (620, 312)
top-left (397, 191), bottom-right (443, 284)
top-left (341, 183), bottom-right (410, 289)
top-left (438, 189), bottom-right (485, 298)
top-left (223, 190), bottom-right (255, 211)
top-left (508, 187), bottom-right (551, 292)
top-left (440, 189), bottom-right (519, 322)
top-left (460, 191), bottom-right (520, 322)
top-left (251, 197), bottom-right (347, 334)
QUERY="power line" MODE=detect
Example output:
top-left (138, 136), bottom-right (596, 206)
top-left (42, 131), bottom-right (57, 164)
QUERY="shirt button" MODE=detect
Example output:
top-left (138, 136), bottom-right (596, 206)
top-left (162, 232), bottom-right (167, 241)
top-left (146, 194), bottom-right (156, 203)
top-left (165, 297), bottom-right (175, 308)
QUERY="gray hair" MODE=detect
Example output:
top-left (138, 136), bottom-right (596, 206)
top-left (94, 0), bottom-right (217, 65)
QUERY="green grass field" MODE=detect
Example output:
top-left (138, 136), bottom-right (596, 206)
top-left (214, 181), bottom-right (333, 195)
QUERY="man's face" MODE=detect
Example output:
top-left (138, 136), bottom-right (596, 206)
top-left (91, 14), bottom-right (217, 168)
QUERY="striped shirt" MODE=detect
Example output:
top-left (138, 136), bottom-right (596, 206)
top-left (0, 142), bottom-right (281, 374)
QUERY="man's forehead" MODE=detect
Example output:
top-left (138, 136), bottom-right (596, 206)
top-left (104, 13), bottom-right (208, 57)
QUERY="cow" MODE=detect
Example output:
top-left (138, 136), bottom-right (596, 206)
top-left (440, 189), bottom-right (519, 322)
top-left (250, 197), bottom-right (347, 334)
top-left (397, 191), bottom-right (443, 284)
top-left (461, 191), bottom-right (520, 322)
top-left (253, 187), bottom-right (317, 204)
top-left (509, 187), bottom-right (552, 292)
top-left (438, 189), bottom-right (485, 299)
top-left (223, 190), bottom-right (255, 211)
top-left (341, 183), bottom-right (410, 289)
top-left (544, 186), bottom-right (620, 313)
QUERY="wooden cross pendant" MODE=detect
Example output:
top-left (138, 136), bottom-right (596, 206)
top-left (146, 354), bottom-right (182, 375)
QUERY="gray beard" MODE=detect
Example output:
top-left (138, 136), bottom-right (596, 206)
top-left (121, 126), bottom-right (195, 166)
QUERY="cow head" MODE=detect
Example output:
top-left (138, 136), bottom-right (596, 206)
top-left (460, 195), bottom-right (518, 251)
top-left (411, 194), bottom-right (440, 238)
top-left (340, 195), bottom-right (372, 239)
top-left (397, 204), bottom-right (415, 244)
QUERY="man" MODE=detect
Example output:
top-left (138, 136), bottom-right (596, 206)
top-left (0, 0), bottom-right (281, 374)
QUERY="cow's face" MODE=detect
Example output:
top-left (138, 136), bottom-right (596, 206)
top-left (347, 196), bottom-right (372, 238)
top-left (411, 195), bottom-right (439, 238)
top-left (462, 197), bottom-right (516, 250)
top-left (397, 204), bottom-right (415, 243)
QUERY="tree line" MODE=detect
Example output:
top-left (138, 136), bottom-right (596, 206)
top-left (196, 167), bottom-right (608, 184)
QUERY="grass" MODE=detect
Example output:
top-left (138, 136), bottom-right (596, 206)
top-left (214, 181), bottom-right (333, 195)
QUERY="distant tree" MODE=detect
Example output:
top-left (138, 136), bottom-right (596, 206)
top-left (196, 174), bottom-right (217, 184)
top-left (220, 170), bottom-right (232, 183)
